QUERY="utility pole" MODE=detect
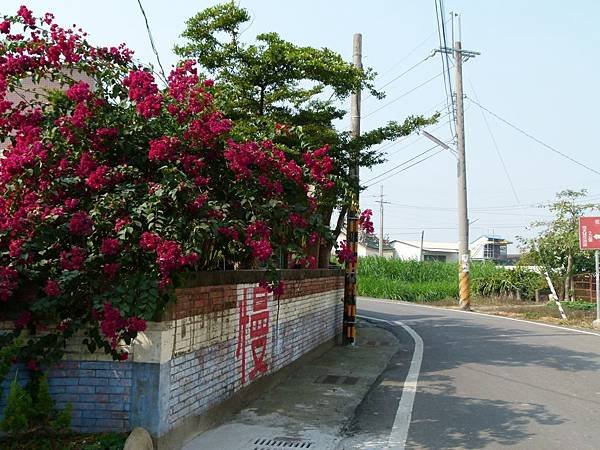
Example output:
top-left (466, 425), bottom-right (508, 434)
top-left (434, 17), bottom-right (479, 311)
top-left (343, 33), bottom-right (361, 345)
top-left (454, 39), bottom-right (470, 310)
top-left (419, 230), bottom-right (425, 262)
top-left (377, 186), bottom-right (390, 257)
top-left (379, 186), bottom-right (384, 257)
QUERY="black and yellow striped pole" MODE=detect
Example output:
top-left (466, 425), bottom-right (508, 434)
top-left (343, 33), bottom-right (362, 345)
top-left (344, 200), bottom-right (359, 344)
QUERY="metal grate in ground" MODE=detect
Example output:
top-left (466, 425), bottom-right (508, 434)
top-left (251, 437), bottom-right (313, 449)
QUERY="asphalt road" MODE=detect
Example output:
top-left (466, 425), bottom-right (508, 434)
top-left (352, 297), bottom-right (600, 450)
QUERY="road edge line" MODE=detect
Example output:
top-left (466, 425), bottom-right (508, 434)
top-left (358, 314), bottom-right (423, 449)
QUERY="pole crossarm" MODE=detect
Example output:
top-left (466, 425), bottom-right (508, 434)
top-left (435, 47), bottom-right (481, 59)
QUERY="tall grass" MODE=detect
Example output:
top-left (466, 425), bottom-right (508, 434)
top-left (357, 257), bottom-right (509, 302)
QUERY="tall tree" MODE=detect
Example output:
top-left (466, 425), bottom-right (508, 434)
top-left (175, 2), bottom-right (438, 266)
top-left (520, 189), bottom-right (597, 300)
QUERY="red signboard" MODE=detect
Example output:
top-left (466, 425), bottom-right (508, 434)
top-left (579, 217), bottom-right (600, 250)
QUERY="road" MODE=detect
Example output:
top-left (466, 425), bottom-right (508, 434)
top-left (346, 297), bottom-right (600, 450)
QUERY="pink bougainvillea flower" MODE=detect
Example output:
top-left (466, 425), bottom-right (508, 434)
top-left (359, 209), bottom-right (374, 234)
top-left (60, 246), bottom-right (86, 271)
top-left (336, 240), bottom-right (357, 265)
top-left (69, 211), bottom-right (93, 236)
top-left (139, 231), bottom-right (161, 251)
top-left (100, 238), bottom-right (120, 256)
top-left (44, 279), bottom-right (61, 297)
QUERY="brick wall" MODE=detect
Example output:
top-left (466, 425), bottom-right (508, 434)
top-left (0, 269), bottom-right (344, 437)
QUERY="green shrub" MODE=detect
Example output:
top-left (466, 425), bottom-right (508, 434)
top-left (0, 376), bottom-right (32, 433)
top-left (560, 301), bottom-right (595, 311)
top-left (0, 372), bottom-right (71, 436)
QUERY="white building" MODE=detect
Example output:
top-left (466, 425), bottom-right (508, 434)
top-left (390, 235), bottom-right (512, 263)
top-left (337, 230), bottom-right (395, 258)
top-left (391, 240), bottom-right (459, 262)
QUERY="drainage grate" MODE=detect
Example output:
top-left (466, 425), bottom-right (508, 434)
top-left (315, 374), bottom-right (360, 385)
top-left (252, 437), bottom-right (313, 449)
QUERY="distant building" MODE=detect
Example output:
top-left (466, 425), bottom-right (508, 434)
top-left (337, 229), bottom-right (395, 258)
top-left (470, 235), bottom-right (511, 262)
top-left (391, 240), bottom-right (459, 262)
top-left (4, 70), bottom-right (96, 104)
top-left (390, 235), bottom-right (513, 263)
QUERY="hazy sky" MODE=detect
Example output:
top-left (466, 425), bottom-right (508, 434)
top-left (3, 1), bottom-right (600, 252)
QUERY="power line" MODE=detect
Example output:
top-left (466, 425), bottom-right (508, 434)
top-left (364, 143), bottom-right (443, 184)
top-left (362, 201), bottom-right (549, 218)
top-left (136, 0), bottom-right (167, 83)
top-left (387, 120), bottom-right (451, 157)
top-left (363, 71), bottom-right (445, 119)
top-left (467, 77), bottom-right (521, 205)
top-left (434, 0), bottom-right (456, 140)
top-left (467, 96), bottom-right (600, 177)
top-left (365, 147), bottom-right (447, 187)
top-left (375, 30), bottom-right (439, 81)
top-left (364, 53), bottom-right (435, 101)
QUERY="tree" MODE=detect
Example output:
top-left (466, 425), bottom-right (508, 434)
top-left (175, 2), bottom-right (438, 267)
top-left (0, 7), bottom-right (333, 369)
top-left (520, 190), bottom-right (597, 300)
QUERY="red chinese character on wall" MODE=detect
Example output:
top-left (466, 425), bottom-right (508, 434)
top-left (236, 286), bottom-right (270, 385)
top-left (236, 287), bottom-right (249, 384)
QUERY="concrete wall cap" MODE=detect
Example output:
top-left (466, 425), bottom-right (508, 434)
top-left (124, 427), bottom-right (154, 450)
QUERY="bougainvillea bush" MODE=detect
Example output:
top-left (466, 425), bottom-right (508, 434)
top-left (0, 7), bottom-right (334, 367)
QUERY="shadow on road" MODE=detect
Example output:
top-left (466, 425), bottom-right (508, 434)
top-left (353, 310), bottom-right (600, 449)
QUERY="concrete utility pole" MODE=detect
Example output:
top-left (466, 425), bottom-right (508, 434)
top-left (377, 186), bottom-right (390, 257)
top-left (454, 40), bottom-right (470, 310)
top-left (379, 186), bottom-right (384, 256)
top-left (343, 33), bottom-right (362, 345)
top-left (434, 26), bottom-right (479, 311)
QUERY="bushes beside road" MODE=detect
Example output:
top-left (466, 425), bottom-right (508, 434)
top-left (357, 257), bottom-right (545, 302)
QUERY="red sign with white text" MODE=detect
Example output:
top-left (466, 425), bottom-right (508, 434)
top-left (579, 217), bottom-right (600, 250)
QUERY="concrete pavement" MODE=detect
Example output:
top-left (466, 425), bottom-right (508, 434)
top-left (182, 321), bottom-right (400, 450)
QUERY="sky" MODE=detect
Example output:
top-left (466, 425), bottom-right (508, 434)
top-left (3, 1), bottom-right (600, 253)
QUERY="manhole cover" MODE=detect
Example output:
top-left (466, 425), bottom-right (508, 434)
top-left (251, 437), bottom-right (313, 449)
top-left (315, 374), bottom-right (361, 385)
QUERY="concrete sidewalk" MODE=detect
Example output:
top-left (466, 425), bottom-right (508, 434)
top-left (182, 321), bottom-right (399, 450)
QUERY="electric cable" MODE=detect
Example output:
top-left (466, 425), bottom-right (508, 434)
top-left (363, 71), bottom-right (445, 119)
top-left (136, 0), bottom-right (167, 83)
top-left (467, 97), bottom-right (600, 177)
top-left (467, 77), bottom-right (521, 205)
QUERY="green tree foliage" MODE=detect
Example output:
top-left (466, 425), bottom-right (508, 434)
top-left (175, 2), bottom-right (438, 265)
top-left (520, 189), bottom-right (598, 300)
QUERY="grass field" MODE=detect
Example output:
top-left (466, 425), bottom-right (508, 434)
top-left (357, 257), bottom-right (516, 302)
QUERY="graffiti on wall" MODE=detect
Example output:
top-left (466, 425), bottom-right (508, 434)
top-left (236, 286), bottom-right (270, 385)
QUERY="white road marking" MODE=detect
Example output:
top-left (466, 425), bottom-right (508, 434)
top-left (359, 297), bottom-right (600, 338)
top-left (358, 314), bottom-right (424, 449)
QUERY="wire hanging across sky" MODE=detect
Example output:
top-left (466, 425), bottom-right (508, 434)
top-left (363, 53), bottom-right (435, 102)
top-left (363, 71), bottom-right (445, 119)
top-left (466, 97), bottom-right (600, 177)
top-left (434, 0), bottom-right (456, 141)
top-left (365, 148), bottom-right (448, 187)
top-left (136, 0), bottom-right (167, 83)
